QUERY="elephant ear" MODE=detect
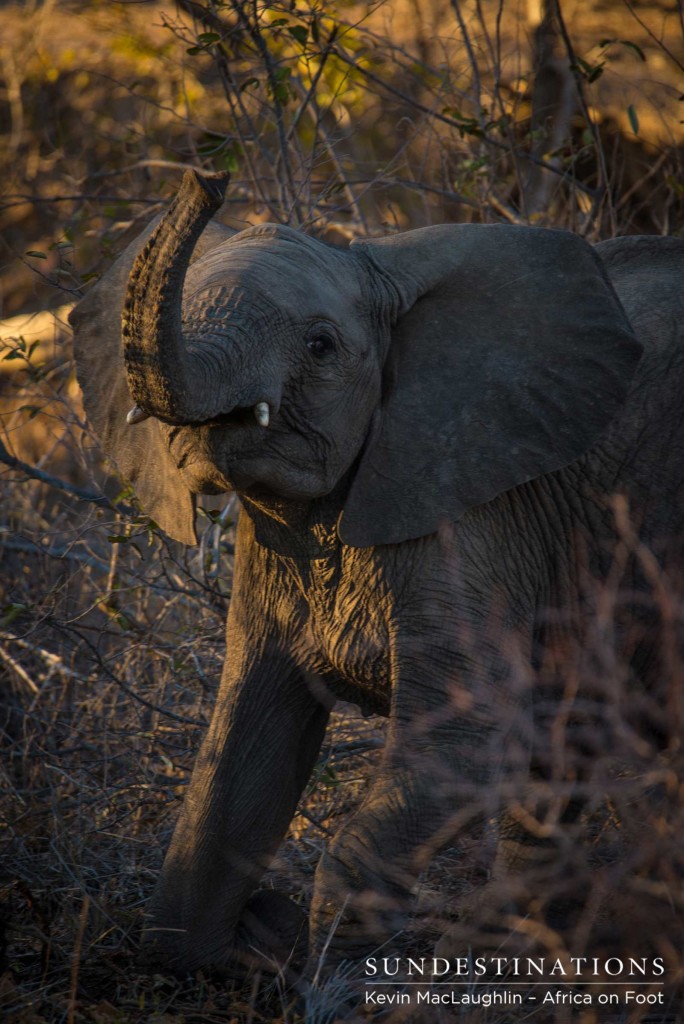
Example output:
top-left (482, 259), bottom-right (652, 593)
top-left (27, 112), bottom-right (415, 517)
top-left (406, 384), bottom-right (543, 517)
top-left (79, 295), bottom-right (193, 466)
top-left (70, 217), bottom-right (235, 545)
top-left (340, 224), bottom-right (642, 547)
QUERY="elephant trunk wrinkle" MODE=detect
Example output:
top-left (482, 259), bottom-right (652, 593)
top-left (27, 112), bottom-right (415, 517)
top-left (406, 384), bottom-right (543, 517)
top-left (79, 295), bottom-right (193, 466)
top-left (122, 170), bottom-right (229, 423)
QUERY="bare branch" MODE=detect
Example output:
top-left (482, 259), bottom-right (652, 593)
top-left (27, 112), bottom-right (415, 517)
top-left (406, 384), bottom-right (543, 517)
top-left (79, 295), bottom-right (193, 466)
top-left (0, 434), bottom-right (119, 510)
top-left (552, 0), bottom-right (614, 233)
top-left (329, 41), bottom-right (600, 200)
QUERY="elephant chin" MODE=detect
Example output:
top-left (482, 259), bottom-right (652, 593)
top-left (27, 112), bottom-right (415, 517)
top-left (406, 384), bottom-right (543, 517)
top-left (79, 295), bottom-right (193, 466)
top-left (221, 458), bottom-right (338, 503)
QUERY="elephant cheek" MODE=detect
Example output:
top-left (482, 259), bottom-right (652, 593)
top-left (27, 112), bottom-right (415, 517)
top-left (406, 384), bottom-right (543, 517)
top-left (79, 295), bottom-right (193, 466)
top-left (161, 425), bottom-right (232, 494)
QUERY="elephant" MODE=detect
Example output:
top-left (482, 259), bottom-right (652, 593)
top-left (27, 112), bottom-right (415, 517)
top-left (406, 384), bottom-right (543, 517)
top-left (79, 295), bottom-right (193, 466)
top-left (70, 170), bottom-right (684, 975)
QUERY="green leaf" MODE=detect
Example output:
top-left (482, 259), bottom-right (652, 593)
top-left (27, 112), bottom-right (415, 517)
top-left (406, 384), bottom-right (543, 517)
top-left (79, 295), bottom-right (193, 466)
top-left (26, 250), bottom-right (47, 259)
top-left (114, 484), bottom-right (135, 504)
top-left (323, 182), bottom-right (346, 197)
top-left (241, 76), bottom-right (260, 92)
top-left (198, 32), bottom-right (220, 43)
top-left (199, 506), bottom-right (233, 524)
top-left (599, 37), bottom-right (646, 62)
top-left (620, 39), bottom-right (646, 61)
top-left (103, 202), bottom-right (131, 219)
top-left (107, 534), bottom-right (130, 544)
top-left (186, 45), bottom-right (202, 55)
top-left (2, 350), bottom-right (25, 361)
top-left (571, 56), bottom-right (604, 82)
top-left (288, 24), bottom-right (308, 45)
top-left (218, 149), bottom-right (240, 173)
top-left (2, 603), bottom-right (28, 626)
top-left (146, 519), bottom-right (161, 539)
top-left (321, 765), bottom-right (340, 788)
top-left (627, 103), bottom-right (639, 135)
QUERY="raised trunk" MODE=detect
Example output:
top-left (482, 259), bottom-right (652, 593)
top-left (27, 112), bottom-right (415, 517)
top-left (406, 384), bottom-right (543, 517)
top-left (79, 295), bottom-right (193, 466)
top-left (122, 170), bottom-right (229, 422)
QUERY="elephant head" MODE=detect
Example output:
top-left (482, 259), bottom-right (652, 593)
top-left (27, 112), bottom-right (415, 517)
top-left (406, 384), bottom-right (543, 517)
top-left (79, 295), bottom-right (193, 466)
top-left (71, 171), bottom-right (640, 548)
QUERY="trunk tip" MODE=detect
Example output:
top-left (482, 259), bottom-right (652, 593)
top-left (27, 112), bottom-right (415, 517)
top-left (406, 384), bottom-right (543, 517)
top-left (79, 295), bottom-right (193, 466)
top-left (181, 169), bottom-right (230, 211)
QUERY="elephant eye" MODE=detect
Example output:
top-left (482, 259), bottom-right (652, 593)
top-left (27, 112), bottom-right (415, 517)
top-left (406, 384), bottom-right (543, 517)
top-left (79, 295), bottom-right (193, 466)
top-left (306, 331), bottom-right (336, 358)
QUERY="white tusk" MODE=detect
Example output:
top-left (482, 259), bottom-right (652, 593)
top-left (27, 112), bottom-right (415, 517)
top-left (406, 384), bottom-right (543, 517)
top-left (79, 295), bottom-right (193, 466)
top-left (254, 401), bottom-right (270, 427)
top-left (126, 405), bottom-right (150, 425)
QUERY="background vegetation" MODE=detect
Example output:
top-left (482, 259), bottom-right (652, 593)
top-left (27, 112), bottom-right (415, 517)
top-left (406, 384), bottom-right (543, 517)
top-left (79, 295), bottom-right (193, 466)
top-left (1, 1), bottom-right (683, 1021)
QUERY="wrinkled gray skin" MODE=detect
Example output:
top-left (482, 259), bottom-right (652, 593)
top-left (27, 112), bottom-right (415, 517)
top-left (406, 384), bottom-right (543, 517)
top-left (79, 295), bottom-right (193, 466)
top-left (71, 171), bottom-right (684, 974)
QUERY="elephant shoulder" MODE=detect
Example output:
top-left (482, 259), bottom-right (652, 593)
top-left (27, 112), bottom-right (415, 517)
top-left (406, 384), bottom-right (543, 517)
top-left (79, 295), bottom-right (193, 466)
top-left (595, 236), bottom-right (684, 355)
top-left (594, 237), bottom-right (684, 469)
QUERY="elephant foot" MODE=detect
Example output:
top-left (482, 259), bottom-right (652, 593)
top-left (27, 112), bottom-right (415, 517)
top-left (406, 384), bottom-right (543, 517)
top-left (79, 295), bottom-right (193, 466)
top-left (309, 850), bottom-right (412, 969)
top-left (233, 890), bottom-right (309, 976)
top-left (140, 889), bottom-right (308, 980)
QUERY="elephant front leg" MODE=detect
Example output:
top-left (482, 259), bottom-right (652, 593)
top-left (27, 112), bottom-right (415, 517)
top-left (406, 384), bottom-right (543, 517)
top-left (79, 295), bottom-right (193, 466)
top-left (309, 637), bottom-right (530, 963)
top-left (141, 648), bottom-right (330, 975)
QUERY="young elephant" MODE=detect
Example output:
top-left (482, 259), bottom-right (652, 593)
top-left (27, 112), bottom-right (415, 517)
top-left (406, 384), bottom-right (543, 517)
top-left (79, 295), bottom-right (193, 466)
top-left (70, 171), bottom-right (684, 974)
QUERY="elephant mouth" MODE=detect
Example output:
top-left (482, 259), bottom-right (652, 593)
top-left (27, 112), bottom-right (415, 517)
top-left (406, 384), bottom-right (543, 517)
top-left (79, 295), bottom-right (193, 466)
top-left (204, 406), bottom-right (260, 429)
